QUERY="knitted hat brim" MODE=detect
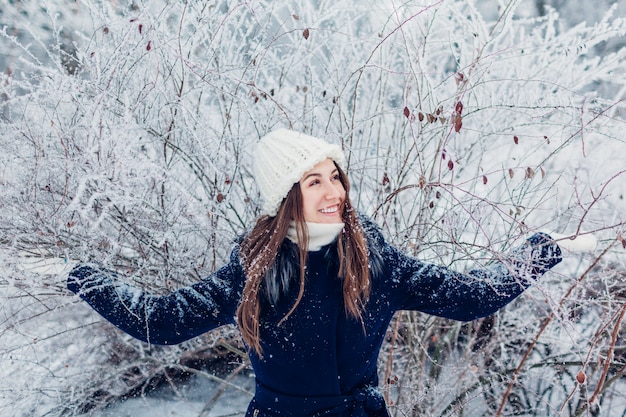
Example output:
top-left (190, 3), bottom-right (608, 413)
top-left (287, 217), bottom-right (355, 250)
top-left (253, 129), bottom-right (346, 217)
top-left (262, 144), bottom-right (345, 216)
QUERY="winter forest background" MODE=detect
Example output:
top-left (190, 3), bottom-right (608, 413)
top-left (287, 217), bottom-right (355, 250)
top-left (1, 0), bottom-right (626, 416)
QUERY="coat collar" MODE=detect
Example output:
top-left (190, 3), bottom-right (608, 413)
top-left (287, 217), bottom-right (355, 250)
top-left (261, 213), bottom-right (385, 305)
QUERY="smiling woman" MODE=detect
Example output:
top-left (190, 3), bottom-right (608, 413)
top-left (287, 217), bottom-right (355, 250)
top-left (300, 158), bottom-right (346, 223)
top-left (67, 128), bottom-right (564, 417)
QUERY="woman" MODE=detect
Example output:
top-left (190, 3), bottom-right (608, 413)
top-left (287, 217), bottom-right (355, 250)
top-left (68, 128), bottom-right (563, 417)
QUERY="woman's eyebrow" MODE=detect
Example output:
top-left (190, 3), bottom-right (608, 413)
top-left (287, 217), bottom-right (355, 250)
top-left (302, 172), bottom-right (320, 181)
top-left (302, 169), bottom-right (338, 182)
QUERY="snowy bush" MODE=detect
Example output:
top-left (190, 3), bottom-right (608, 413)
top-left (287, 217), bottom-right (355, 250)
top-left (1, 0), bottom-right (625, 415)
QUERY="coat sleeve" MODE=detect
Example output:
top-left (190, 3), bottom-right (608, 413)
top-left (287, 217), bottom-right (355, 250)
top-left (67, 246), bottom-right (245, 345)
top-left (383, 233), bottom-right (562, 320)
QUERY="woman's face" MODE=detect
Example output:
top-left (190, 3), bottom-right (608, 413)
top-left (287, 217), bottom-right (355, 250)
top-left (299, 158), bottom-right (346, 223)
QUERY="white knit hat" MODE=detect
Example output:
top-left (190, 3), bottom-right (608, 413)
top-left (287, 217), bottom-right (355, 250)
top-left (253, 128), bottom-right (346, 216)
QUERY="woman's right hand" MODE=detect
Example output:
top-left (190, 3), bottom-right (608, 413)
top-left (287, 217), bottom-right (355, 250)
top-left (17, 249), bottom-right (78, 277)
top-left (66, 263), bottom-right (97, 294)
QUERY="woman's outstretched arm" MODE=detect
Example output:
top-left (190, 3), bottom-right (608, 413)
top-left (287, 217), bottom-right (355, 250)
top-left (384, 233), bottom-right (562, 320)
top-left (67, 246), bottom-right (245, 345)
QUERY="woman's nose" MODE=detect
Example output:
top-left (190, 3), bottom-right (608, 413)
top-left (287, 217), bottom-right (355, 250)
top-left (323, 181), bottom-right (341, 199)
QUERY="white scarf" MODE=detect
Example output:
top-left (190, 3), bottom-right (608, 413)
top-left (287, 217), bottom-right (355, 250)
top-left (286, 221), bottom-right (344, 251)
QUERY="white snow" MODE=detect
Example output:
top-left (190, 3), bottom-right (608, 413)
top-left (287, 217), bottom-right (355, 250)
top-left (1, 0), bottom-right (625, 416)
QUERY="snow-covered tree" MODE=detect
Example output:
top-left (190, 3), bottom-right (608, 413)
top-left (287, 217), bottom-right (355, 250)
top-left (1, 0), bottom-right (625, 415)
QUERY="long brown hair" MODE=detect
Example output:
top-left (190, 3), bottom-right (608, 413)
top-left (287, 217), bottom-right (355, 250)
top-left (236, 163), bottom-right (370, 356)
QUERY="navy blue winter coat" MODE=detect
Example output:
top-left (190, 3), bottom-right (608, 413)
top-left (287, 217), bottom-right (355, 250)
top-left (67, 216), bottom-right (562, 417)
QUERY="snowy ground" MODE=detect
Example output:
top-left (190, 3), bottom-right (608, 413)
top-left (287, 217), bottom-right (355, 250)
top-left (101, 374), bottom-right (254, 417)
top-left (1, 0), bottom-right (625, 416)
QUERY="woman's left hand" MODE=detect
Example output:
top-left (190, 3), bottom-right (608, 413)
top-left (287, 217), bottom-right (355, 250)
top-left (547, 232), bottom-right (597, 253)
